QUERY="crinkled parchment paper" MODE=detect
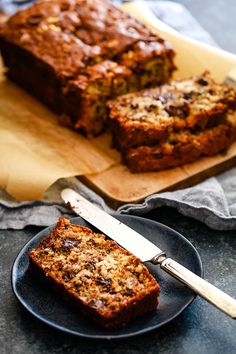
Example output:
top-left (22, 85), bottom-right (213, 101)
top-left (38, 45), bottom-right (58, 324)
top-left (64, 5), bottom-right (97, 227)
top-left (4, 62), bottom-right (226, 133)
top-left (0, 64), bottom-right (119, 200)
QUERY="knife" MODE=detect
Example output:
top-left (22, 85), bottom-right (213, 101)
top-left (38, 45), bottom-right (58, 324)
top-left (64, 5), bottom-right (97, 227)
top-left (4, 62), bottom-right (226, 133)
top-left (61, 188), bottom-right (236, 319)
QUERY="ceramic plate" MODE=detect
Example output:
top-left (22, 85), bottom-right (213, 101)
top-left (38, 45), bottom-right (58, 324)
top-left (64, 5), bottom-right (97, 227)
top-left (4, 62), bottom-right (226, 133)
top-left (12, 215), bottom-right (203, 340)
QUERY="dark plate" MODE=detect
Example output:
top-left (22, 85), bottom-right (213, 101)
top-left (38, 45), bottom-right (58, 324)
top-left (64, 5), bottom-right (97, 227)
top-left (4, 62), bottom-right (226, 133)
top-left (12, 215), bottom-right (203, 340)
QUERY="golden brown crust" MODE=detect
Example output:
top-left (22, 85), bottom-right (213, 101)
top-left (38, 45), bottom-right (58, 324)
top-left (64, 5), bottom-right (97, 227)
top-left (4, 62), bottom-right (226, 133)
top-left (0, 0), bottom-right (176, 136)
top-left (28, 217), bottom-right (160, 329)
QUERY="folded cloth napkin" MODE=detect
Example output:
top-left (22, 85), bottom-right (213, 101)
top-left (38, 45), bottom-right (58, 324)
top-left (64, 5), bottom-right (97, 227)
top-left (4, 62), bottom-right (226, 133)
top-left (0, 1), bottom-right (236, 230)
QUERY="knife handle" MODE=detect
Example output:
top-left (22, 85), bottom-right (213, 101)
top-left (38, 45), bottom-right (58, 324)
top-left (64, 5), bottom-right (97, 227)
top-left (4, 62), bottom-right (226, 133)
top-left (159, 257), bottom-right (236, 319)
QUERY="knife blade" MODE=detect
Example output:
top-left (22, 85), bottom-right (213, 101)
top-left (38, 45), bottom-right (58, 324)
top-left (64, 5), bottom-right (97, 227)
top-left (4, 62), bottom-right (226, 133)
top-left (61, 189), bottom-right (164, 262)
top-left (61, 188), bottom-right (236, 319)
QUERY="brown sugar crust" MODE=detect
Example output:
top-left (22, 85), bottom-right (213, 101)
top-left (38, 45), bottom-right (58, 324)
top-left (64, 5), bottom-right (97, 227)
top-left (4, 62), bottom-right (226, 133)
top-left (108, 72), bottom-right (236, 152)
top-left (124, 122), bottom-right (235, 172)
top-left (28, 217), bottom-right (160, 329)
top-left (0, 0), bottom-right (176, 136)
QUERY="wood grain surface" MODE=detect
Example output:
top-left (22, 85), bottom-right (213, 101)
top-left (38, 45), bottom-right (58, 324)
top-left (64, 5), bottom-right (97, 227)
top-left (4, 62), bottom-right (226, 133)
top-left (83, 143), bottom-right (236, 206)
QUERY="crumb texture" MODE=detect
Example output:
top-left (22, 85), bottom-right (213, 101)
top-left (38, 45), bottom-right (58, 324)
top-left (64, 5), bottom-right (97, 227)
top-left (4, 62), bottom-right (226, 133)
top-left (108, 72), bottom-right (236, 172)
top-left (28, 217), bottom-right (160, 329)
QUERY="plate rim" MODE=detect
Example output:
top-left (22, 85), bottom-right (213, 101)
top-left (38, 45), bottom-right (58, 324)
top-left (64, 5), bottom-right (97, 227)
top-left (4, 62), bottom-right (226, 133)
top-left (11, 214), bottom-right (203, 340)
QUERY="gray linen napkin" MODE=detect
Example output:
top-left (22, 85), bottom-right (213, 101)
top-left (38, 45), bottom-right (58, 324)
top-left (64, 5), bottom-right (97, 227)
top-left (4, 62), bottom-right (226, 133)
top-left (0, 1), bottom-right (236, 230)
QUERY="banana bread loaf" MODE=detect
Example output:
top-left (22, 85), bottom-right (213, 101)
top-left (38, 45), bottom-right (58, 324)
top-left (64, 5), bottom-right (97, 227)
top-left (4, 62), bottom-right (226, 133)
top-left (28, 217), bottom-right (160, 329)
top-left (0, 0), bottom-right (176, 136)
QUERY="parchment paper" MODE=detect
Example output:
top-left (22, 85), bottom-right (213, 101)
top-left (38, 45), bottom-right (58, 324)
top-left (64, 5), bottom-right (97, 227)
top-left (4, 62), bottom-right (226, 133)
top-left (0, 65), bottom-right (119, 200)
top-left (122, 1), bottom-right (236, 83)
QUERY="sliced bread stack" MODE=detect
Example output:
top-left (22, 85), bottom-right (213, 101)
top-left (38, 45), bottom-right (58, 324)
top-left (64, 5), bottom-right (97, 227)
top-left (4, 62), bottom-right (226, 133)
top-left (108, 72), bottom-right (236, 172)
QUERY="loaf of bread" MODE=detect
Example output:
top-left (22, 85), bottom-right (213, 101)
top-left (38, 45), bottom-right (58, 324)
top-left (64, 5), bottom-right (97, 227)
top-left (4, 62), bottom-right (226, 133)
top-left (108, 72), bottom-right (236, 172)
top-left (28, 217), bottom-right (160, 329)
top-left (0, 0), bottom-right (176, 136)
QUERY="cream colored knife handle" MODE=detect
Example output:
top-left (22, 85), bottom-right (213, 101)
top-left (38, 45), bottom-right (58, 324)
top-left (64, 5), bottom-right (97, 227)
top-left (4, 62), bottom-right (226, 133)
top-left (158, 257), bottom-right (236, 319)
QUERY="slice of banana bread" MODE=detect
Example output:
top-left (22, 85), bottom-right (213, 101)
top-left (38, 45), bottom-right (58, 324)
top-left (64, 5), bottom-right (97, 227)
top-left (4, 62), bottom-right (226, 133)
top-left (108, 72), bottom-right (236, 152)
top-left (123, 120), bottom-right (236, 172)
top-left (28, 217), bottom-right (160, 329)
top-left (0, 0), bottom-right (175, 136)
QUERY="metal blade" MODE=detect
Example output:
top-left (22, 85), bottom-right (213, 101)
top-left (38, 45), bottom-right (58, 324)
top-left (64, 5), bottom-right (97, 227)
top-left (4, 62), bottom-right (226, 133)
top-left (61, 188), bottom-right (163, 262)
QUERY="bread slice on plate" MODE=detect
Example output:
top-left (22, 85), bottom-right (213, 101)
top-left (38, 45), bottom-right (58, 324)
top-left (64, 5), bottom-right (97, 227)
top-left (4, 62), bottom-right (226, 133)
top-left (28, 217), bottom-right (160, 329)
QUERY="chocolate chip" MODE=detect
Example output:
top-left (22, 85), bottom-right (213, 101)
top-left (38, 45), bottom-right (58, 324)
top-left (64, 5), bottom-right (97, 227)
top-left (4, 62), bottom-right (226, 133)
top-left (61, 237), bottom-right (81, 252)
top-left (124, 289), bottom-right (133, 296)
top-left (63, 270), bottom-right (76, 282)
top-left (146, 104), bottom-right (159, 112)
top-left (131, 103), bottom-right (139, 109)
top-left (196, 78), bottom-right (208, 86)
top-left (182, 92), bottom-right (192, 101)
top-left (165, 103), bottom-right (189, 118)
top-left (96, 276), bottom-right (111, 291)
top-left (88, 238), bottom-right (96, 246)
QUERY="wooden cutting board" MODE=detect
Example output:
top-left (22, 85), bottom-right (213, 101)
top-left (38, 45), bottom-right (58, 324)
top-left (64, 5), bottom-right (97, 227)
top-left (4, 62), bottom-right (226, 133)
top-left (83, 143), bottom-right (236, 207)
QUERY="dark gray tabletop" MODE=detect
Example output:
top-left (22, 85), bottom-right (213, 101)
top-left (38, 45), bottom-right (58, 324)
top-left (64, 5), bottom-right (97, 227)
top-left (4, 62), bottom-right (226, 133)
top-left (1, 1), bottom-right (236, 353)
top-left (1, 209), bottom-right (236, 353)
